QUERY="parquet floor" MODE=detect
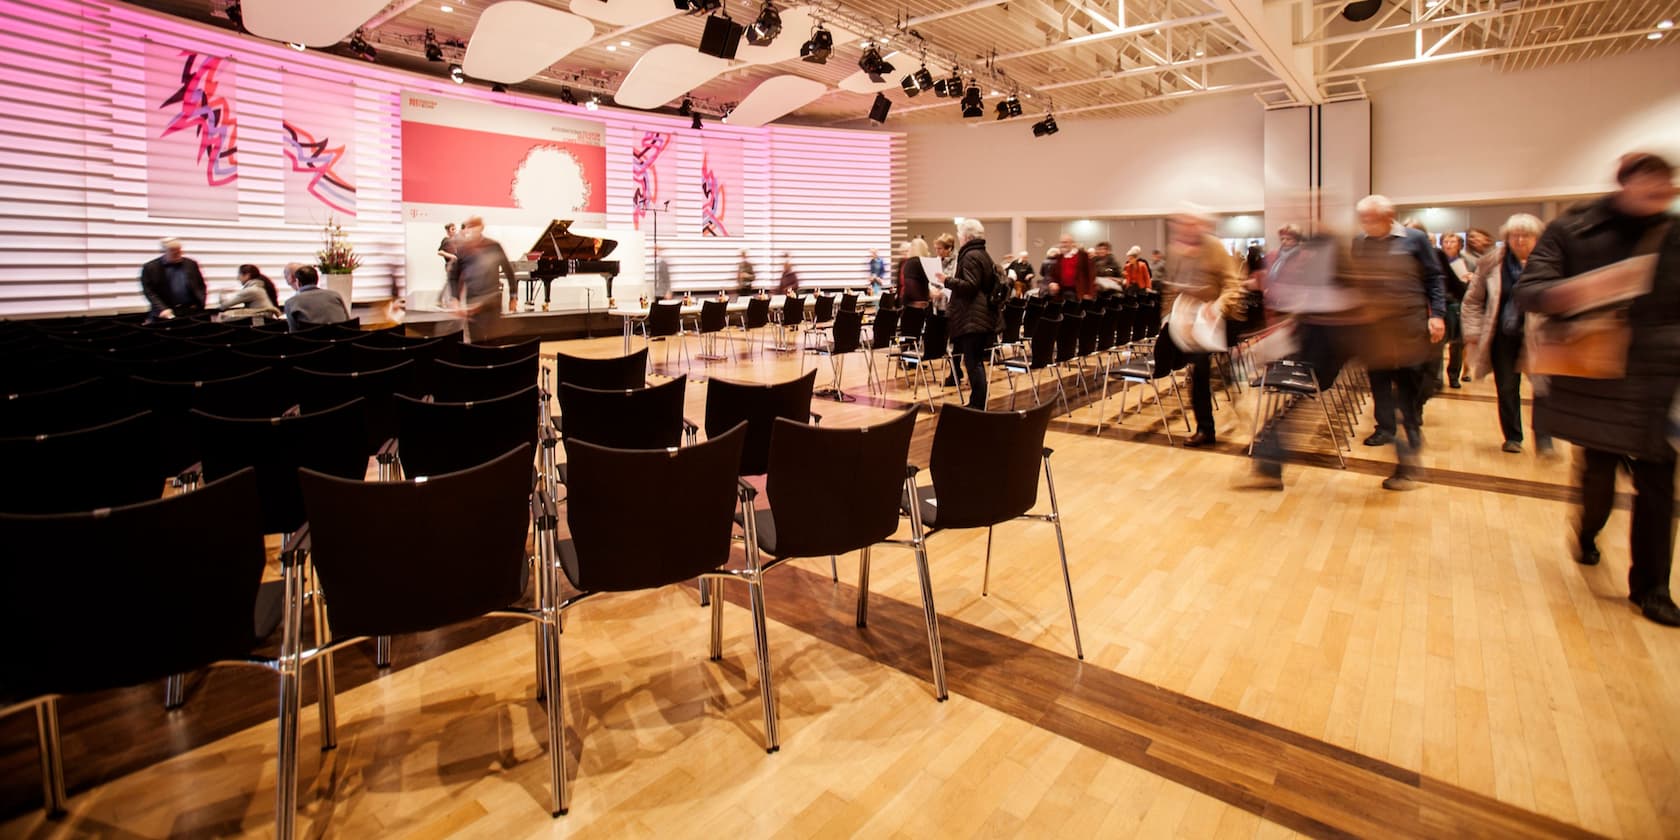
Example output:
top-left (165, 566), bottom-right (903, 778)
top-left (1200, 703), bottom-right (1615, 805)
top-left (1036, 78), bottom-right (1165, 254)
top-left (2, 332), bottom-right (1676, 838)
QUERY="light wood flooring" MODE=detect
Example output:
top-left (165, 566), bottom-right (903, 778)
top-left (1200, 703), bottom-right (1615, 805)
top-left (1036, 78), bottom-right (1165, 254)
top-left (2, 332), bottom-right (1677, 838)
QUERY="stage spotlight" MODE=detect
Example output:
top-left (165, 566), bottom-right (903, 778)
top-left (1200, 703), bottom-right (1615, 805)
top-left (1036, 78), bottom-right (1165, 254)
top-left (857, 43), bottom-right (893, 83)
top-left (449, 63), bottom-right (464, 84)
top-left (424, 29), bottom-right (444, 62)
top-left (347, 30), bottom-right (377, 61)
top-left (1005, 94), bottom-right (1022, 117)
top-left (932, 78), bottom-right (949, 97)
top-left (692, 112), bottom-right (703, 130)
top-left (1032, 114), bottom-right (1058, 136)
top-left (585, 94), bottom-right (600, 111)
top-left (746, 1), bottom-right (781, 46)
top-left (676, 0), bottom-right (722, 13)
top-left (1341, 0), bottom-right (1381, 21)
top-left (800, 23), bottom-right (832, 63)
top-left (679, 98), bottom-right (693, 116)
top-left (913, 66), bottom-right (934, 90)
top-left (995, 100), bottom-right (1009, 120)
top-left (868, 92), bottom-right (891, 125)
top-left (900, 73), bottom-right (921, 97)
top-left (960, 83), bottom-right (983, 118)
top-left (560, 86), bottom-right (578, 105)
top-left (225, 1), bottom-right (244, 32)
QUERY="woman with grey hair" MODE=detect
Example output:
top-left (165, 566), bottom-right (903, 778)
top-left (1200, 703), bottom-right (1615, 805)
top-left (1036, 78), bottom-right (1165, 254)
top-left (1462, 213), bottom-right (1552, 453)
top-left (943, 218), bottom-right (997, 408)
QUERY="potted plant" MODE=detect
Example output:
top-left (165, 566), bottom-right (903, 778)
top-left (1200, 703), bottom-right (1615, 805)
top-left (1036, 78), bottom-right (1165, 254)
top-left (317, 217), bottom-right (362, 303)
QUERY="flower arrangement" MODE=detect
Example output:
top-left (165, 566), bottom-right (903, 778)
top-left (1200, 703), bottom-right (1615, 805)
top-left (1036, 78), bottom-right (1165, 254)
top-left (317, 217), bottom-right (362, 274)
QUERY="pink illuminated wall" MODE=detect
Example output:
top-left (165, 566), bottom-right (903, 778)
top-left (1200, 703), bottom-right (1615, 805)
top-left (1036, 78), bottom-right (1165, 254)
top-left (0, 0), bottom-right (904, 316)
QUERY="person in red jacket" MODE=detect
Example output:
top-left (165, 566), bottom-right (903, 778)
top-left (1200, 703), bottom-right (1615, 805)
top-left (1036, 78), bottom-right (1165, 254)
top-left (1046, 234), bottom-right (1094, 300)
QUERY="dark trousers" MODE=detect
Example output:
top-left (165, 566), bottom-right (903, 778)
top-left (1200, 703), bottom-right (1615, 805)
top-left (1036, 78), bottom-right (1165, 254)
top-left (1579, 448), bottom-right (1676, 600)
top-left (1156, 332), bottom-right (1215, 434)
top-left (1489, 333), bottom-right (1549, 445)
top-left (1369, 367), bottom-right (1422, 437)
top-left (952, 333), bottom-right (990, 409)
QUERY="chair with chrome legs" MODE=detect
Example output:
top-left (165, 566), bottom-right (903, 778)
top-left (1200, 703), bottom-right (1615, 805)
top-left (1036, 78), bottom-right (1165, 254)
top-left (553, 348), bottom-right (648, 393)
top-left (695, 299), bottom-right (732, 362)
top-left (805, 309), bottom-right (865, 402)
top-left (636, 300), bottom-right (691, 372)
top-left (725, 296), bottom-right (772, 356)
top-left (1096, 340), bottom-right (1189, 444)
top-left (454, 338), bottom-right (539, 365)
top-left (902, 401), bottom-right (1083, 659)
top-left (292, 444), bottom-right (561, 834)
top-left (1045, 310), bottom-right (1084, 412)
top-left (0, 410), bottom-right (163, 514)
top-left (989, 300), bottom-right (1027, 367)
top-left (1000, 314), bottom-right (1061, 410)
top-left (556, 375), bottom-right (696, 460)
top-left (894, 311), bottom-right (959, 413)
top-left (769, 295), bottom-right (806, 353)
top-left (809, 293), bottom-right (835, 330)
top-left (428, 353), bottom-right (540, 402)
top-left (0, 469), bottom-right (285, 818)
top-left (557, 424), bottom-right (780, 762)
top-left (293, 361), bottom-right (417, 480)
top-left (742, 411), bottom-right (947, 699)
top-left (394, 385), bottom-right (540, 479)
top-left (1246, 359), bottom-right (1349, 468)
top-left (860, 306), bottom-right (899, 396)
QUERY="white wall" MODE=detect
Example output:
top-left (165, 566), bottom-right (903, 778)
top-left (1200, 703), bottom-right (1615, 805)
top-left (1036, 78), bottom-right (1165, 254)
top-left (1367, 45), bottom-right (1680, 204)
top-left (902, 94), bottom-right (1267, 218)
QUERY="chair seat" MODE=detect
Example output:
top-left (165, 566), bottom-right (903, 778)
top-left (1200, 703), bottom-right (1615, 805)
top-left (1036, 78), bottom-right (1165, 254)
top-left (253, 579), bottom-right (286, 641)
top-left (1109, 360), bottom-right (1154, 379)
top-left (900, 483), bottom-right (943, 529)
top-left (734, 506), bottom-right (781, 556)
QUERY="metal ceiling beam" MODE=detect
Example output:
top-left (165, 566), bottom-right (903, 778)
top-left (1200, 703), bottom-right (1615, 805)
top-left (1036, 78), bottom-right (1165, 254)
top-left (1211, 0), bottom-right (1317, 103)
top-left (363, 0), bottom-right (425, 31)
top-left (975, 79), bottom-right (1280, 121)
top-left (1296, 0), bottom-right (1605, 47)
top-left (1319, 24), bottom-right (1668, 77)
top-left (1036, 49), bottom-right (1257, 89)
top-left (905, 0), bottom-right (1009, 26)
top-left (992, 11), bottom-right (1227, 61)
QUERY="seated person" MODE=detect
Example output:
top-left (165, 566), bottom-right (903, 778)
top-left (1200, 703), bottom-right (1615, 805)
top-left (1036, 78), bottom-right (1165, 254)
top-left (217, 264), bottom-right (282, 321)
top-left (282, 264), bottom-right (350, 330)
top-left (139, 237), bottom-right (206, 321)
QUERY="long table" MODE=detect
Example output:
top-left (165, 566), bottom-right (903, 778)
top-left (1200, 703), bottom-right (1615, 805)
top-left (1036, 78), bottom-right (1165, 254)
top-left (609, 294), bottom-right (882, 354)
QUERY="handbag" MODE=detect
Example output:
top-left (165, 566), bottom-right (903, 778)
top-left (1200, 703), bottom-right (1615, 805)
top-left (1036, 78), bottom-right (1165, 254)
top-left (1523, 222), bottom-right (1669, 380)
top-left (1167, 293), bottom-right (1227, 354)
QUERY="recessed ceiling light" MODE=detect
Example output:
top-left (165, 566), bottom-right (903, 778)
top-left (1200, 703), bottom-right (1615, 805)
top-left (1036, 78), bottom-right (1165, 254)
top-left (1649, 31), bottom-right (1664, 39)
top-left (1659, 19), bottom-right (1675, 29)
top-left (606, 44), bottom-right (616, 51)
top-left (1194, 48), bottom-right (1205, 57)
top-left (620, 39), bottom-right (632, 46)
top-left (440, 4), bottom-right (453, 12)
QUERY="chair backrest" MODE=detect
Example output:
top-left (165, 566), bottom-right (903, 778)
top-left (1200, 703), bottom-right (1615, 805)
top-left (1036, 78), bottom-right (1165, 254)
top-left (429, 353), bottom-right (539, 402)
top-left (840, 292), bottom-right (859, 313)
top-left (829, 309), bottom-right (864, 355)
top-left (558, 375), bottom-right (687, 450)
top-left (395, 384), bottom-right (539, 478)
top-left (878, 291), bottom-right (898, 309)
top-left (765, 410), bottom-right (916, 558)
top-left (780, 295), bottom-right (806, 327)
top-left (927, 401), bottom-right (1055, 528)
top-left (1077, 309), bottom-right (1100, 356)
top-left (1028, 315), bottom-right (1061, 369)
top-left (868, 307), bottom-right (901, 351)
top-left (561, 423), bottom-right (747, 592)
top-left (699, 299), bottom-right (728, 333)
top-left (455, 339), bottom-right (539, 366)
top-left (0, 468), bottom-right (268, 697)
top-left (1055, 312), bottom-right (1083, 364)
top-left (646, 300), bottom-right (683, 338)
top-left (743, 296), bottom-right (771, 329)
top-left (293, 360), bottom-right (417, 456)
top-left (192, 398), bottom-right (369, 535)
top-left (1022, 300), bottom-right (1044, 336)
top-left (233, 342), bottom-right (350, 374)
top-left (1095, 306), bottom-right (1119, 353)
top-left (300, 444), bottom-right (535, 637)
top-left (919, 312), bottom-right (951, 362)
top-left (0, 376), bottom-right (128, 436)
top-left (811, 294), bottom-right (834, 323)
top-left (128, 367), bottom-right (288, 475)
top-left (553, 349), bottom-right (648, 393)
top-left (999, 302), bottom-right (1026, 345)
top-left (0, 410), bottom-right (162, 514)
top-left (897, 305), bottom-right (928, 344)
top-left (703, 369), bottom-right (816, 476)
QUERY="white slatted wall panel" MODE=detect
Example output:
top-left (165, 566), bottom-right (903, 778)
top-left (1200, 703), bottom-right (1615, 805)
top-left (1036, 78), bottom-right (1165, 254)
top-left (0, 0), bottom-right (903, 317)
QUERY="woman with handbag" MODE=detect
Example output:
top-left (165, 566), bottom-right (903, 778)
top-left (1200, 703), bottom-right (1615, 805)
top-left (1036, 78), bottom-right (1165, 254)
top-left (1514, 152), bottom-right (1680, 628)
top-left (1462, 214), bottom-right (1554, 454)
top-left (1158, 210), bottom-right (1245, 447)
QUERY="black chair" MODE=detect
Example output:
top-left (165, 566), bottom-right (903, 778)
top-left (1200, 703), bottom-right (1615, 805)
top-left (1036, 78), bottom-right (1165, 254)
top-left (0, 411), bottom-right (162, 513)
top-left (292, 444), bottom-right (563, 826)
top-left (862, 306), bottom-right (900, 395)
top-left (839, 291), bottom-right (859, 313)
top-left (990, 300), bottom-right (1028, 366)
top-left (895, 311), bottom-right (958, 412)
top-left (903, 402), bottom-right (1082, 658)
top-left (1246, 359), bottom-right (1350, 469)
top-left (293, 361), bottom-right (417, 475)
top-left (553, 349), bottom-right (648, 393)
top-left (805, 309), bottom-right (865, 402)
top-left (193, 399), bottom-right (370, 538)
top-left (556, 375), bottom-right (693, 453)
top-left (429, 353), bottom-right (539, 402)
top-left (234, 342), bottom-right (351, 374)
top-left (745, 411), bottom-right (947, 698)
top-left (636, 301), bottom-right (690, 371)
top-left (0, 377), bottom-right (129, 436)
top-left (0, 469), bottom-right (277, 817)
top-left (703, 369), bottom-right (818, 477)
top-left (771, 296), bottom-right (805, 352)
top-left (1098, 339), bottom-right (1190, 443)
top-left (1074, 309), bottom-right (1102, 394)
top-left (726, 296), bottom-right (772, 355)
top-left (350, 338), bottom-right (455, 390)
top-left (810, 293), bottom-right (835, 327)
top-left (395, 385), bottom-right (539, 478)
top-left (558, 423), bottom-right (778, 759)
top-left (694, 299), bottom-right (731, 361)
top-left (455, 339), bottom-right (539, 365)
top-left (1044, 310), bottom-right (1084, 413)
top-left (1002, 315), bottom-right (1062, 411)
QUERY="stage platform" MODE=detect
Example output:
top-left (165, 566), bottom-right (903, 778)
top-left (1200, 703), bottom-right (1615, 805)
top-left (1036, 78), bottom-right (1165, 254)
top-left (391, 305), bottom-right (624, 344)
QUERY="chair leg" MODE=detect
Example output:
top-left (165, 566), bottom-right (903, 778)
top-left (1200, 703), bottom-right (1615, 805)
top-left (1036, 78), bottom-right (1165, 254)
top-left (982, 527), bottom-right (993, 597)
top-left (905, 482), bottom-right (948, 701)
top-left (164, 673), bottom-right (185, 709)
top-left (1042, 457), bottom-right (1084, 660)
top-left (274, 559), bottom-right (305, 840)
top-left (311, 569), bottom-right (338, 751)
top-left (375, 636), bottom-right (391, 668)
top-left (35, 699), bottom-right (65, 815)
top-left (748, 577), bottom-right (780, 752)
top-left (541, 611), bottom-right (568, 816)
top-left (1149, 381), bottom-right (1175, 445)
top-left (829, 554), bottom-right (839, 581)
top-left (698, 577), bottom-right (710, 607)
top-left (855, 547), bottom-right (872, 627)
top-left (709, 578), bottom-right (725, 661)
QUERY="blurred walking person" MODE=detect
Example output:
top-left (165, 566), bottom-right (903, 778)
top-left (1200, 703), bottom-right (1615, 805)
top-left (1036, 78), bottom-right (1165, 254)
top-left (1462, 214), bottom-right (1553, 454)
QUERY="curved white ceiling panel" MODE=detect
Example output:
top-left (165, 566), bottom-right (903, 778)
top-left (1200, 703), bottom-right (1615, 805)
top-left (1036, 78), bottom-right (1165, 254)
top-left (463, 2), bottom-right (595, 84)
top-left (725, 75), bottom-right (828, 127)
top-left (241, 0), bottom-right (390, 47)
top-left (568, 0), bottom-right (677, 27)
top-left (734, 8), bottom-right (856, 66)
top-left (615, 43), bottom-right (731, 109)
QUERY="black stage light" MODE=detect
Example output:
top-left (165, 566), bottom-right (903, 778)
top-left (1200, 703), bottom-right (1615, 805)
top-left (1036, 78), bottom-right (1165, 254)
top-left (449, 64), bottom-right (464, 84)
top-left (947, 72), bottom-right (963, 96)
top-left (746, 2), bottom-right (781, 46)
top-left (225, 1), bottom-right (245, 31)
top-left (932, 78), bottom-right (949, 97)
top-left (1341, 0), bottom-right (1381, 22)
top-left (868, 92), bottom-right (891, 125)
top-left (858, 44), bottom-right (893, 83)
top-left (679, 98), bottom-right (693, 116)
top-left (692, 112), bottom-right (704, 130)
top-left (347, 30), bottom-right (377, 61)
top-left (699, 12), bottom-right (745, 59)
top-left (681, 0), bottom-right (722, 13)
top-left (1032, 114), bottom-right (1058, 136)
top-left (491, 82), bottom-right (507, 92)
top-left (424, 29), bottom-right (444, 62)
top-left (900, 73), bottom-right (921, 96)
top-left (1005, 94), bottom-right (1022, 117)
top-left (995, 100), bottom-right (1009, 120)
top-left (913, 67), bottom-right (934, 90)
top-left (960, 83), bottom-right (983, 118)
top-left (800, 24), bottom-right (832, 63)
top-left (560, 86), bottom-right (578, 105)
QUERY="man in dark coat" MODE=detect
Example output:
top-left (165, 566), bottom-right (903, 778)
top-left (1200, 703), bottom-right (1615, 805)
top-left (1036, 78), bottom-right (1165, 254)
top-left (1514, 152), bottom-right (1680, 627)
top-left (944, 219), bottom-right (997, 409)
top-left (139, 238), bottom-right (206, 321)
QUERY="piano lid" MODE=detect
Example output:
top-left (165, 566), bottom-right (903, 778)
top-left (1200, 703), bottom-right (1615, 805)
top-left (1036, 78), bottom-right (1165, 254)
top-left (527, 219), bottom-right (618, 262)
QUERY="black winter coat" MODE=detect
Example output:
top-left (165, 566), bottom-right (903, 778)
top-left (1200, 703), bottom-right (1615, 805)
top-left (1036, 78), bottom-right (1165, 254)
top-left (1514, 195), bottom-right (1680, 461)
top-left (946, 238), bottom-right (997, 340)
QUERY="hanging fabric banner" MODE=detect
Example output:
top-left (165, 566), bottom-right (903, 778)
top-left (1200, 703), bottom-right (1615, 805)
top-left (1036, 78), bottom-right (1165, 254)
top-left (631, 129), bottom-right (673, 231)
top-left (281, 72), bottom-right (357, 224)
top-left (699, 133), bottom-right (743, 237)
top-left (145, 45), bottom-right (239, 220)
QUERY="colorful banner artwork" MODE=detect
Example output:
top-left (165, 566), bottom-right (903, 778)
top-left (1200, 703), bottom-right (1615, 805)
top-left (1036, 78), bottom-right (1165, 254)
top-left (145, 46), bottom-right (239, 220)
top-left (699, 134), bottom-right (743, 237)
top-left (631, 129), bottom-right (673, 231)
top-left (281, 73), bottom-right (357, 223)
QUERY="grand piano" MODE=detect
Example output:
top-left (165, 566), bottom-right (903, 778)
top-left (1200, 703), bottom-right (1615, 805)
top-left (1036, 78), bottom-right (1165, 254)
top-left (512, 219), bottom-right (621, 309)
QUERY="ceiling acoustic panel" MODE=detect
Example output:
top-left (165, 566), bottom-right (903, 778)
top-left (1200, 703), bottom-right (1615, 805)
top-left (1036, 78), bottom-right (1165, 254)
top-left (568, 0), bottom-right (677, 27)
top-left (463, 2), bottom-right (595, 84)
top-left (615, 43), bottom-right (731, 109)
top-left (241, 0), bottom-right (390, 47)
top-left (725, 75), bottom-right (828, 127)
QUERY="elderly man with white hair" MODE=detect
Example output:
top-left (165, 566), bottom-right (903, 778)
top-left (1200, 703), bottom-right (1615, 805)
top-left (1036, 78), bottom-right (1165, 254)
top-left (1462, 213), bottom-right (1553, 454)
top-left (943, 217), bottom-right (999, 409)
top-left (1349, 194), bottom-right (1447, 491)
top-left (139, 237), bottom-right (206, 321)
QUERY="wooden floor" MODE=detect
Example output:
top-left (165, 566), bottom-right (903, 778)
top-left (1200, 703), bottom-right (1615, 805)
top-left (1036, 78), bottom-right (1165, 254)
top-left (3, 333), bottom-right (1678, 838)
